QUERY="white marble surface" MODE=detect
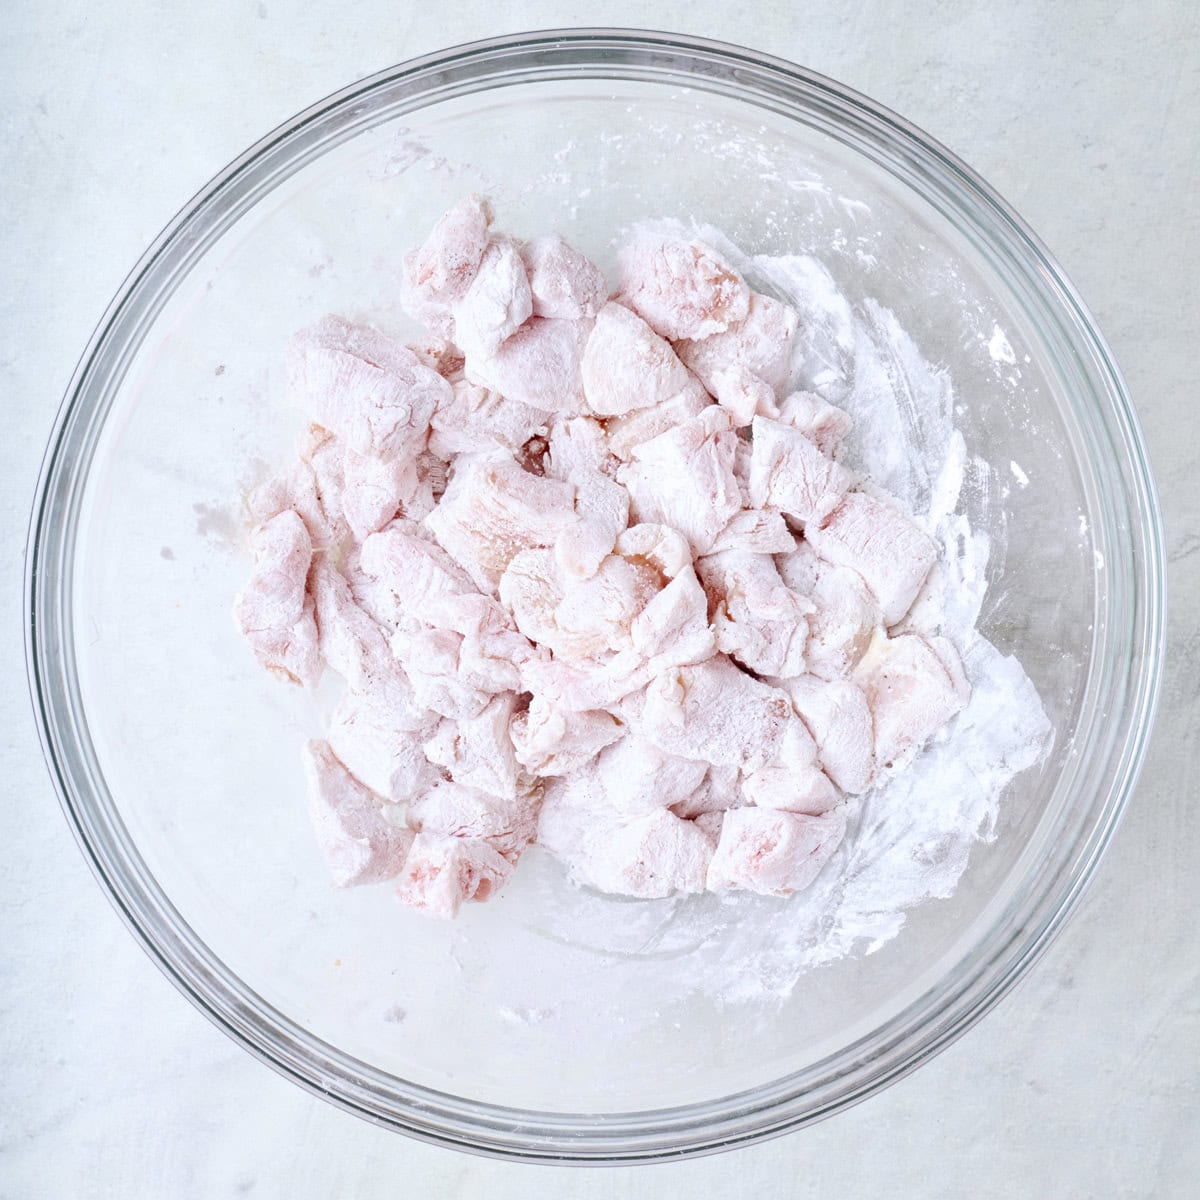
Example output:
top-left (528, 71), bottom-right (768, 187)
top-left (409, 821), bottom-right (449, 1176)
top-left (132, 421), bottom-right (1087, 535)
top-left (2, 2), bottom-right (1197, 1195)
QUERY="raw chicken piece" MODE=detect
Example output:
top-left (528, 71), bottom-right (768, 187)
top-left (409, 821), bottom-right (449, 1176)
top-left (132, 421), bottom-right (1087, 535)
top-left (618, 233), bottom-right (750, 340)
top-left (408, 336), bottom-right (465, 381)
top-left (327, 689), bottom-right (437, 804)
top-left (425, 452), bottom-right (576, 592)
top-left (776, 391), bottom-right (854, 459)
top-left (436, 592), bottom-right (544, 694)
top-left (389, 621), bottom-right (498, 721)
top-left (340, 448), bottom-right (417, 541)
top-left (776, 539), bottom-right (881, 680)
top-left (856, 633), bottom-right (970, 771)
top-left (628, 564), bottom-right (716, 671)
top-left (234, 510), bottom-right (320, 686)
top-left (521, 235), bottom-right (607, 320)
top-left (407, 777), bottom-right (539, 861)
top-left (618, 407), bottom-right (742, 554)
top-left (707, 507), bottom-right (795, 555)
top-left (580, 302), bottom-right (692, 417)
top-left (776, 675), bottom-right (875, 795)
top-left (676, 293), bottom-right (798, 427)
top-left (464, 316), bottom-right (591, 415)
top-left (400, 194), bottom-right (493, 333)
top-left (359, 520), bottom-right (475, 616)
top-left (556, 470), bottom-right (630, 580)
top-left (427, 378), bottom-right (546, 459)
top-left (603, 375), bottom-right (711, 461)
top-left (247, 428), bottom-right (344, 550)
top-left (423, 694), bottom-right (521, 800)
top-left (594, 735), bottom-right (709, 816)
top-left (452, 238), bottom-right (533, 359)
top-left (544, 415), bottom-right (618, 480)
top-left (615, 523), bottom-right (693, 580)
top-left (696, 549), bottom-right (811, 678)
top-left (509, 697), bottom-right (624, 776)
top-left (500, 547), bottom-right (659, 662)
top-left (302, 741), bottom-right (413, 887)
top-left (288, 315), bottom-right (448, 461)
top-left (747, 416), bottom-right (853, 525)
top-left (310, 558), bottom-right (409, 702)
top-left (670, 764), bottom-right (744, 820)
top-left (741, 713), bottom-right (840, 815)
top-left (394, 832), bottom-right (513, 919)
top-left (542, 423), bottom-right (629, 579)
top-left (707, 808), bottom-right (847, 896)
top-left (632, 655), bottom-right (793, 773)
top-left (806, 492), bottom-right (938, 626)
top-left (538, 770), bottom-right (714, 898)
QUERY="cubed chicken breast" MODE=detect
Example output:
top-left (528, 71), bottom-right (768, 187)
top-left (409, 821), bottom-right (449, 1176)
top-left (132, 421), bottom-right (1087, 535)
top-left (234, 509), bottom-right (320, 686)
top-left (302, 740), bottom-right (413, 887)
top-left (747, 415), bottom-right (853, 525)
top-left (520, 234), bottom-right (607, 320)
top-left (856, 632), bottom-right (970, 771)
top-left (581, 301), bottom-right (693, 417)
top-left (394, 832), bottom-right (513, 919)
top-left (618, 233), bottom-right (750, 341)
top-left (805, 492), bottom-right (938, 626)
top-left (288, 315), bottom-right (448, 462)
top-left (707, 807), bottom-right (847, 896)
top-left (618, 407), bottom-right (743, 554)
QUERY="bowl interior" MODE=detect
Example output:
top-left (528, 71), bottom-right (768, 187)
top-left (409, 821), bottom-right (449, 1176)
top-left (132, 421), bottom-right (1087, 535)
top-left (61, 57), bottom-right (1119, 1125)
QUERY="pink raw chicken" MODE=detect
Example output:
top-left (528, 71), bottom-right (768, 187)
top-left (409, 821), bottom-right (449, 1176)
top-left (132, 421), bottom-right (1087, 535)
top-left (425, 452), bottom-right (576, 591)
top-left (310, 559), bottom-right (409, 704)
top-left (545, 419), bottom-right (629, 579)
top-left (288, 315), bottom-right (448, 462)
top-left (618, 232), bottom-right (750, 341)
top-left (707, 507), bottom-right (795, 556)
top-left (747, 416), bottom-right (853, 525)
top-left (234, 509), bottom-right (320, 686)
top-left (776, 539), bottom-right (882, 681)
top-left (359, 520), bottom-right (475, 618)
top-left (394, 831), bottom-right (513, 919)
top-left (407, 777), bottom-right (539, 862)
top-left (671, 764), bottom-right (744, 820)
top-left (521, 235), bottom-right (607, 320)
top-left (452, 238), bottom-right (533, 359)
top-left (427, 378), bottom-right (546, 459)
top-left (302, 740), bottom-right (413, 888)
top-left (464, 315), bottom-right (591, 415)
top-left (340, 447), bottom-right (420, 541)
top-left (776, 675), bottom-right (875, 795)
top-left (594, 734), bottom-right (710, 816)
top-left (509, 697), bottom-right (624, 776)
top-left (603, 375), bottom-right (711, 461)
top-left (628, 564), bottom-right (716, 674)
top-left (581, 302), bottom-right (692, 417)
top-left (776, 391), bottom-right (854, 458)
top-left (857, 632), bottom-right (970, 771)
top-left (632, 655), bottom-right (793, 773)
top-left (423, 694), bottom-right (521, 800)
top-left (247, 424), bottom-right (345, 550)
top-left (538, 769), bottom-right (714, 899)
top-left (389, 623), bottom-right (492, 721)
top-left (618, 407), bottom-right (743, 554)
top-left (707, 807), bottom-right (847, 896)
top-left (327, 689), bottom-right (438, 804)
top-left (677, 294), bottom-right (800, 426)
top-left (400, 194), bottom-right (493, 333)
top-left (696, 549), bottom-right (812, 678)
top-left (741, 714), bottom-right (841, 815)
top-left (614, 523), bottom-right (693, 580)
top-left (806, 491), bottom-right (938, 626)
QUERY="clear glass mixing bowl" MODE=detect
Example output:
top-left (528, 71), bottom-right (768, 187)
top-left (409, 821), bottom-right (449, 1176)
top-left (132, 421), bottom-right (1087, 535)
top-left (26, 30), bottom-right (1164, 1162)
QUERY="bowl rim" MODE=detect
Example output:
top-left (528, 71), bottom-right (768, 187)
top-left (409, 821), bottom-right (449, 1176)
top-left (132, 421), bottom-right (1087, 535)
top-left (25, 27), bottom-right (1166, 1164)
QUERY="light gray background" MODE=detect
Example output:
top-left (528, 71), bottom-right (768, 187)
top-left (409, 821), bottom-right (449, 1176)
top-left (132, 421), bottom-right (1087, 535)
top-left (2, 2), bottom-right (1196, 1196)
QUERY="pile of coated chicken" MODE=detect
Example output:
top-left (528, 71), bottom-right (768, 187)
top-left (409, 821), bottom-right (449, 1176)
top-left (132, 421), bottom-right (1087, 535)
top-left (235, 197), bottom-right (970, 918)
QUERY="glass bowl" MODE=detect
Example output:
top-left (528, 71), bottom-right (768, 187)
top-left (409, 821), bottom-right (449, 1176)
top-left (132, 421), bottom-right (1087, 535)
top-left (26, 30), bottom-right (1164, 1162)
